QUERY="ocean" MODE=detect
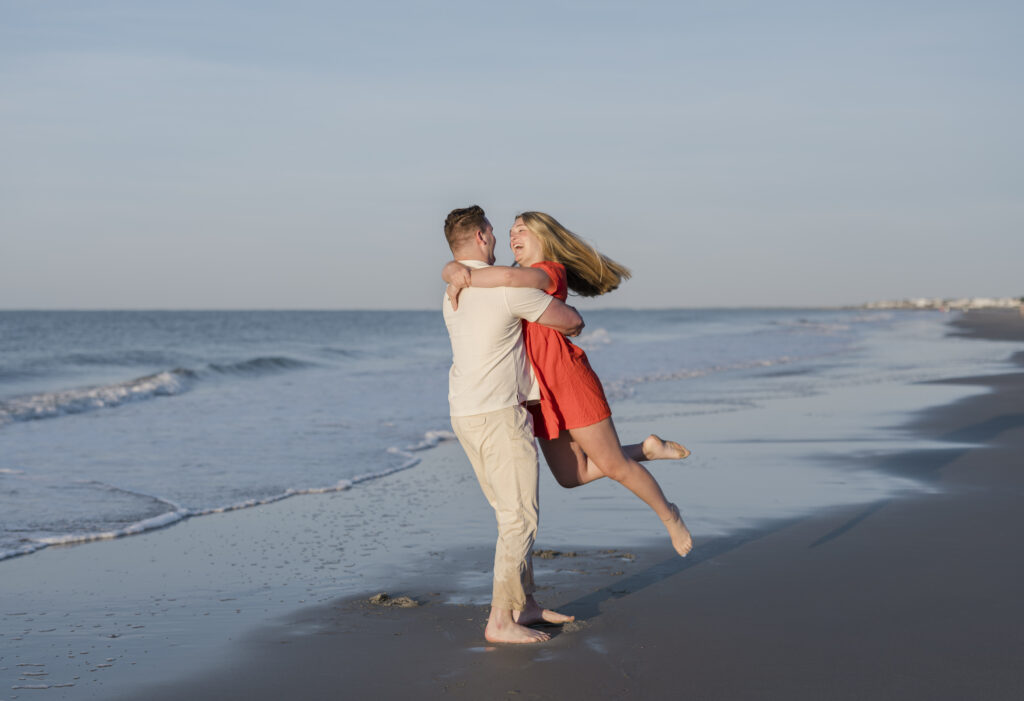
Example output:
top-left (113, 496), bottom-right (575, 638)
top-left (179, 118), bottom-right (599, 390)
top-left (0, 308), bottom-right (1014, 563)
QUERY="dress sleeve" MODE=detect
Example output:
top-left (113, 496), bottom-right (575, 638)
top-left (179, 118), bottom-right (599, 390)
top-left (531, 261), bottom-right (565, 297)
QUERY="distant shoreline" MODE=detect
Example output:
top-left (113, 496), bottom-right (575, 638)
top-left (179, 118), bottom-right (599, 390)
top-left (856, 296), bottom-right (1022, 311)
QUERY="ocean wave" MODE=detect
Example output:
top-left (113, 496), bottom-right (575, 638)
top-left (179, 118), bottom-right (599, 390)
top-left (206, 356), bottom-right (314, 375)
top-left (0, 370), bottom-right (194, 425)
top-left (0, 355), bottom-right (315, 427)
top-left (319, 347), bottom-right (364, 358)
top-left (0, 430), bottom-right (457, 562)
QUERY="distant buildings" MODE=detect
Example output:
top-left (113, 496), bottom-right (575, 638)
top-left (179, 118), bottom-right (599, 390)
top-left (861, 297), bottom-right (1023, 311)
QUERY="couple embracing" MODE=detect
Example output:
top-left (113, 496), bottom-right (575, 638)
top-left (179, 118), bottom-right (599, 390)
top-left (441, 205), bottom-right (692, 644)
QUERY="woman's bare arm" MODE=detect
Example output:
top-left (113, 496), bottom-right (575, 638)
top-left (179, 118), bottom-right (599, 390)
top-left (442, 262), bottom-right (550, 290)
top-left (442, 262), bottom-right (551, 310)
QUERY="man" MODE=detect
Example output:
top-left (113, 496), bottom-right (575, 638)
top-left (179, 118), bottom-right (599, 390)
top-left (442, 205), bottom-right (581, 644)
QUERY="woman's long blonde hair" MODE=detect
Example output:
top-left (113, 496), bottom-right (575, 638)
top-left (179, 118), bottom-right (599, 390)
top-left (518, 211), bottom-right (631, 297)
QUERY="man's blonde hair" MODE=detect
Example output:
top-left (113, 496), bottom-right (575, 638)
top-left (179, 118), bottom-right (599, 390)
top-left (518, 211), bottom-right (631, 297)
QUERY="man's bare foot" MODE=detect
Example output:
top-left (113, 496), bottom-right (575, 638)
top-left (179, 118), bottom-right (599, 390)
top-left (484, 619), bottom-right (551, 644)
top-left (514, 597), bottom-right (575, 626)
top-left (662, 502), bottom-right (693, 557)
top-left (642, 434), bottom-right (691, 461)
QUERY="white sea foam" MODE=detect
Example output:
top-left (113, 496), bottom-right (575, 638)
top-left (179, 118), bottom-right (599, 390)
top-left (0, 541), bottom-right (47, 559)
top-left (404, 429), bottom-right (457, 451)
top-left (34, 509), bottom-right (191, 547)
top-left (0, 371), bottom-right (192, 425)
top-left (0, 429), bottom-right (457, 562)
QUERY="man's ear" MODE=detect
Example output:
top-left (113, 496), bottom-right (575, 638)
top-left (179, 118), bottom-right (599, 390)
top-left (474, 229), bottom-right (485, 244)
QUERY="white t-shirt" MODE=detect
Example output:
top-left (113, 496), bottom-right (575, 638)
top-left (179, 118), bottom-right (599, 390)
top-left (443, 260), bottom-right (553, 417)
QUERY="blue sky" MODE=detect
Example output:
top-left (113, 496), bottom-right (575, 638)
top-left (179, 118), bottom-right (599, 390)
top-left (2, 1), bottom-right (1021, 309)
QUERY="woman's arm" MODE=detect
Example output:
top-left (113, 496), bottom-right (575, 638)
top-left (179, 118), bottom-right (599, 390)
top-left (442, 261), bottom-right (552, 311)
top-left (441, 262), bottom-right (551, 290)
top-left (442, 261), bottom-right (473, 288)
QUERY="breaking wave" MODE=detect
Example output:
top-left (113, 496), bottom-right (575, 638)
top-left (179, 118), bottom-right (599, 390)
top-left (0, 356), bottom-right (316, 427)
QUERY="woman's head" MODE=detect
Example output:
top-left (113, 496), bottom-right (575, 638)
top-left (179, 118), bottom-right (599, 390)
top-left (513, 212), bottom-right (631, 297)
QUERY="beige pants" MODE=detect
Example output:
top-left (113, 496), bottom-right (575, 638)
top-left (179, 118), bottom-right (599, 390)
top-left (451, 404), bottom-right (539, 611)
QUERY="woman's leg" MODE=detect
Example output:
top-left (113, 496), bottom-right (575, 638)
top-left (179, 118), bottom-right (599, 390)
top-left (617, 435), bottom-right (690, 464)
top-left (539, 432), bottom-right (690, 489)
top-left (569, 418), bottom-right (693, 557)
top-left (538, 433), bottom-right (605, 488)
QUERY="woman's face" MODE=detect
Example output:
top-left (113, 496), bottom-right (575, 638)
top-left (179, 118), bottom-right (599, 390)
top-left (509, 218), bottom-right (544, 266)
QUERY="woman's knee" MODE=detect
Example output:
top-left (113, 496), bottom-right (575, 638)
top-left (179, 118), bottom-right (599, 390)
top-left (594, 455), bottom-right (632, 483)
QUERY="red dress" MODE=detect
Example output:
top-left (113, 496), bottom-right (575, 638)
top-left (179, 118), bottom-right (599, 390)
top-left (525, 261), bottom-right (612, 440)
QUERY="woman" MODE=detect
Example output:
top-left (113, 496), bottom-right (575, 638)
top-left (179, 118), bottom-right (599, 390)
top-left (443, 212), bottom-right (693, 557)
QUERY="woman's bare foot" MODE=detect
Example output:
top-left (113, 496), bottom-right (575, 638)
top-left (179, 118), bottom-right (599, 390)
top-left (484, 617), bottom-right (551, 644)
top-left (642, 434), bottom-right (691, 461)
top-left (514, 596), bottom-right (575, 626)
top-left (662, 503), bottom-right (693, 557)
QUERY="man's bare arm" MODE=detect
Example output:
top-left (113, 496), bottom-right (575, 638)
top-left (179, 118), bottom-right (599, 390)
top-left (535, 297), bottom-right (584, 337)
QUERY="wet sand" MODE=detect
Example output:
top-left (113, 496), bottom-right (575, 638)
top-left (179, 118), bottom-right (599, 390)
top-left (113, 311), bottom-right (1024, 700)
top-left (948, 307), bottom-right (1024, 342)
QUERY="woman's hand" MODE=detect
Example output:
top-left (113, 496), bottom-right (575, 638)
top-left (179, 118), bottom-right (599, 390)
top-left (446, 283), bottom-right (464, 310)
top-left (442, 261), bottom-right (472, 311)
top-left (442, 261), bottom-right (472, 288)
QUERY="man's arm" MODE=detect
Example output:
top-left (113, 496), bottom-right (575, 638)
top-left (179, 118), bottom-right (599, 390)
top-left (535, 297), bottom-right (584, 337)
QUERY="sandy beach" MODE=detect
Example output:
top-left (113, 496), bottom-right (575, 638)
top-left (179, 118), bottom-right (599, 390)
top-left (3, 310), bottom-right (1023, 700)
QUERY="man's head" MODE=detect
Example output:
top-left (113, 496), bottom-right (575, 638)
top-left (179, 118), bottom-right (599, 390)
top-left (444, 205), bottom-right (495, 263)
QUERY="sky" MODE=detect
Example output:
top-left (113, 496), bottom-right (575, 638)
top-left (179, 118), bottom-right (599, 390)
top-left (2, 0), bottom-right (1021, 309)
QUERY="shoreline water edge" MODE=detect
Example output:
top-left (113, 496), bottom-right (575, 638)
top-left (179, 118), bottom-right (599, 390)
top-left (2, 310), bottom-right (1022, 699)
